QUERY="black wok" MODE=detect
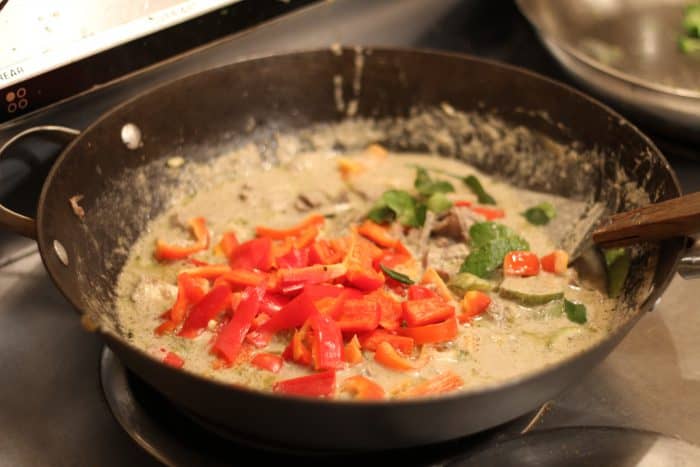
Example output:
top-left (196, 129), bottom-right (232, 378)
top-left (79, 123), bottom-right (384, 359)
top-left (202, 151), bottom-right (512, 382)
top-left (0, 48), bottom-right (685, 450)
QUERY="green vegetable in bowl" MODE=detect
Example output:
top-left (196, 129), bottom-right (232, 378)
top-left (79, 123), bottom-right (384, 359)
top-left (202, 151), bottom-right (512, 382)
top-left (603, 247), bottom-right (630, 299)
top-left (368, 190), bottom-right (426, 227)
top-left (522, 202), bottom-right (556, 226)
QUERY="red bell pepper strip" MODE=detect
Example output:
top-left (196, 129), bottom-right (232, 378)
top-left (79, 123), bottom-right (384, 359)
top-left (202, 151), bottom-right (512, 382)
top-left (157, 274), bottom-right (208, 335)
top-left (259, 290), bottom-right (319, 333)
top-left (212, 286), bottom-right (265, 363)
top-left (276, 247), bottom-right (310, 269)
top-left (402, 298), bottom-right (455, 327)
top-left (256, 214), bottom-right (325, 239)
top-left (229, 237), bottom-right (274, 271)
top-left (454, 200), bottom-right (472, 208)
top-left (180, 264), bottom-right (232, 279)
top-left (178, 284), bottom-right (232, 338)
top-left (293, 225), bottom-right (320, 249)
top-left (272, 370), bottom-right (336, 398)
top-left (357, 220), bottom-right (399, 248)
top-left (344, 234), bottom-right (385, 291)
top-left (407, 285), bottom-right (438, 300)
top-left (366, 290), bottom-right (403, 331)
top-left (217, 268), bottom-right (267, 288)
top-left (341, 375), bottom-right (385, 400)
top-left (503, 250), bottom-right (540, 277)
top-left (218, 231), bottom-right (239, 259)
top-left (154, 217), bottom-right (209, 261)
top-left (277, 263), bottom-right (347, 286)
top-left (291, 327), bottom-right (313, 366)
top-left (396, 371), bottom-right (464, 398)
top-left (540, 250), bottom-right (569, 275)
top-left (309, 313), bottom-right (344, 370)
top-left (460, 290), bottom-right (491, 323)
top-left (374, 341), bottom-right (415, 371)
top-left (309, 239), bottom-right (344, 265)
top-left (251, 353), bottom-right (283, 373)
top-left (162, 351), bottom-right (185, 368)
top-left (335, 299), bottom-right (380, 333)
top-left (398, 317), bottom-right (458, 345)
top-left (344, 335), bottom-right (363, 364)
top-left (259, 292), bottom-right (290, 316)
top-left (420, 268), bottom-right (453, 302)
top-left (471, 206), bottom-right (505, 220)
top-left (358, 329), bottom-right (414, 355)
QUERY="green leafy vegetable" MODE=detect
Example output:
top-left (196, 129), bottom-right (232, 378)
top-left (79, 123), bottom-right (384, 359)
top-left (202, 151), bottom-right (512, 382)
top-left (414, 168), bottom-right (455, 196)
top-left (603, 247), bottom-right (630, 299)
top-left (464, 175), bottom-right (496, 205)
top-left (459, 222), bottom-right (530, 278)
top-left (564, 299), bottom-right (587, 324)
top-left (380, 264), bottom-right (415, 285)
top-left (426, 192), bottom-right (453, 214)
top-left (522, 202), bottom-right (556, 226)
top-left (367, 190), bottom-right (425, 227)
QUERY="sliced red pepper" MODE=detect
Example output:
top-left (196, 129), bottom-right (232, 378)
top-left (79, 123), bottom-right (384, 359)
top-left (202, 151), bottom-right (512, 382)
top-left (256, 214), bottom-right (325, 239)
top-left (471, 206), bottom-right (505, 220)
top-left (309, 313), bottom-right (344, 370)
top-left (212, 286), bottom-right (265, 363)
top-left (408, 285), bottom-right (438, 300)
top-left (374, 341), bottom-right (415, 371)
top-left (540, 250), bottom-right (569, 275)
top-left (454, 200), bottom-right (472, 207)
top-left (218, 231), bottom-right (239, 259)
top-left (259, 292), bottom-right (290, 316)
top-left (357, 220), bottom-right (399, 248)
top-left (503, 250), bottom-right (540, 277)
top-left (154, 217), bottom-right (209, 261)
top-left (341, 375), bottom-right (385, 400)
top-left (272, 370), bottom-right (336, 398)
top-left (178, 284), bottom-right (232, 338)
top-left (309, 239), bottom-right (344, 265)
top-left (293, 225), bottom-right (320, 249)
top-left (397, 371), bottom-right (464, 398)
top-left (229, 237), bottom-right (273, 271)
top-left (344, 234), bottom-right (385, 291)
top-left (276, 247), bottom-right (310, 269)
top-left (402, 298), bottom-right (455, 327)
top-left (162, 351), bottom-right (185, 368)
top-left (358, 329), bottom-right (414, 355)
top-left (366, 290), bottom-right (403, 330)
top-left (217, 268), bottom-right (267, 288)
top-left (277, 263), bottom-right (347, 287)
top-left (251, 352), bottom-right (283, 373)
top-left (460, 290), bottom-right (491, 323)
top-left (156, 274), bottom-right (208, 334)
top-left (344, 335), bottom-right (363, 364)
top-left (291, 326), bottom-right (313, 366)
top-left (335, 299), bottom-right (380, 333)
top-left (259, 290), bottom-right (319, 333)
top-left (180, 264), bottom-right (232, 279)
top-left (398, 317), bottom-right (458, 345)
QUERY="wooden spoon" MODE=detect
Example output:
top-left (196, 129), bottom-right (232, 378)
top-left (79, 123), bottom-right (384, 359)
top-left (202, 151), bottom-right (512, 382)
top-left (592, 192), bottom-right (700, 249)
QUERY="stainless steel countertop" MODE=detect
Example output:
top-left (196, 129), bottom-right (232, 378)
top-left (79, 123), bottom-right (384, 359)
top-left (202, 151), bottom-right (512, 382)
top-left (1, 1), bottom-right (699, 465)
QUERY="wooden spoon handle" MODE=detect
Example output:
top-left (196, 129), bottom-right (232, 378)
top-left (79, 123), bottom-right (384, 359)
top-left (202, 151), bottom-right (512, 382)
top-left (592, 192), bottom-right (700, 248)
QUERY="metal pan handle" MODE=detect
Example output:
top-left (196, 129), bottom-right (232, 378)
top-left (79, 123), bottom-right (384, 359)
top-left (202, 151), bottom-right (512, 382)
top-left (678, 238), bottom-right (700, 279)
top-left (0, 125), bottom-right (80, 239)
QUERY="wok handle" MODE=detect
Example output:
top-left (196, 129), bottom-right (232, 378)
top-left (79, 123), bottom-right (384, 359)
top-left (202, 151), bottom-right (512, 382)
top-left (0, 125), bottom-right (80, 239)
top-left (678, 238), bottom-right (700, 279)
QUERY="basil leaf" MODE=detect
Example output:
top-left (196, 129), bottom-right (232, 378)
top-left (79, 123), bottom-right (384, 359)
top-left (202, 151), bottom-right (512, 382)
top-left (380, 264), bottom-right (415, 285)
top-left (459, 222), bottom-right (530, 278)
top-left (603, 247), bottom-right (630, 299)
top-left (426, 192), bottom-right (453, 214)
top-left (522, 202), bottom-right (556, 226)
top-left (367, 190), bottom-right (425, 228)
top-left (463, 175), bottom-right (496, 205)
top-left (564, 299), bottom-right (587, 324)
top-left (414, 168), bottom-right (455, 196)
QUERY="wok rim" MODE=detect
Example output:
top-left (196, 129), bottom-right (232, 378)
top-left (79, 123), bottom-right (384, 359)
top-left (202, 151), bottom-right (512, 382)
top-left (35, 45), bottom-right (684, 409)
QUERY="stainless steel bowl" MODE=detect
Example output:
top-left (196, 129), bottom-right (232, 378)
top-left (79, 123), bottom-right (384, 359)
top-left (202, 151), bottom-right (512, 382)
top-left (517, 0), bottom-right (700, 144)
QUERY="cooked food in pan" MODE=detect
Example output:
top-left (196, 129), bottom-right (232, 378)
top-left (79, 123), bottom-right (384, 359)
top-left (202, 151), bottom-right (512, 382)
top-left (116, 145), bottom-right (625, 400)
